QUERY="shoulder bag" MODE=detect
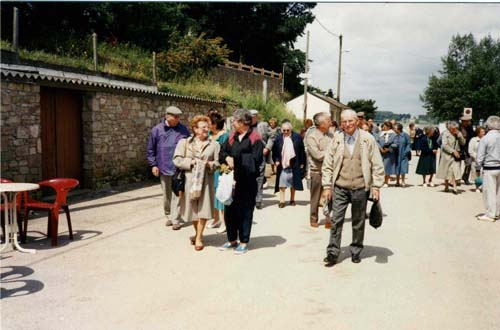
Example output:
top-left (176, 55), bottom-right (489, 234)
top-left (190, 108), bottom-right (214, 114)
top-left (172, 137), bottom-right (189, 196)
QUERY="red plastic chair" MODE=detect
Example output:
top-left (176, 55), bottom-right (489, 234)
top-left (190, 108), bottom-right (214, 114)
top-left (0, 178), bottom-right (23, 240)
top-left (22, 178), bottom-right (79, 246)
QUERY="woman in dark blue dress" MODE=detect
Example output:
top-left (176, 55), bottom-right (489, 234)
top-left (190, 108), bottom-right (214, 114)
top-left (272, 121), bottom-right (306, 208)
top-left (416, 126), bottom-right (438, 186)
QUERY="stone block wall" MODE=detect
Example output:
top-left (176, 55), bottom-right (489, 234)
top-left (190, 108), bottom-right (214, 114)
top-left (209, 66), bottom-right (283, 96)
top-left (0, 80), bottom-right (42, 183)
top-left (82, 91), bottom-right (226, 189)
top-left (1, 79), bottom-right (225, 189)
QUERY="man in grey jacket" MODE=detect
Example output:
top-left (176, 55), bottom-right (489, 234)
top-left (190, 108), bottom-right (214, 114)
top-left (250, 110), bottom-right (275, 209)
top-left (321, 109), bottom-right (385, 267)
top-left (475, 115), bottom-right (500, 222)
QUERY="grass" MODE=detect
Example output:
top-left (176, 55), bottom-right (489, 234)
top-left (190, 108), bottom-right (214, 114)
top-left (160, 77), bottom-right (301, 129)
top-left (1, 39), bottom-right (301, 128)
top-left (1, 39), bottom-right (153, 81)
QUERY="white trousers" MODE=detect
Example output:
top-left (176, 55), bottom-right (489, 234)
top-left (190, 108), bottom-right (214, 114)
top-left (482, 169), bottom-right (500, 218)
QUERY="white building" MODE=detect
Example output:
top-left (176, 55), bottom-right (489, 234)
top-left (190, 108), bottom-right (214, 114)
top-left (286, 92), bottom-right (349, 123)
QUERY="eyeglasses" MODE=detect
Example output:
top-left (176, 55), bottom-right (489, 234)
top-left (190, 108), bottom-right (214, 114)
top-left (282, 129), bottom-right (290, 132)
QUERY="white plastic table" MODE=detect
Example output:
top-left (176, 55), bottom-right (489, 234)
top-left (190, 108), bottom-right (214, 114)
top-left (0, 183), bottom-right (39, 254)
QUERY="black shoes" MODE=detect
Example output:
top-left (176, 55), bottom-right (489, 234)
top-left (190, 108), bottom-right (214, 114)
top-left (255, 202), bottom-right (263, 210)
top-left (323, 254), bottom-right (337, 267)
top-left (351, 254), bottom-right (361, 263)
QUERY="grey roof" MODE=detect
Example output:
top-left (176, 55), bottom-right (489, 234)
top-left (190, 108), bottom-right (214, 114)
top-left (311, 92), bottom-right (349, 109)
top-left (0, 63), bottom-right (226, 105)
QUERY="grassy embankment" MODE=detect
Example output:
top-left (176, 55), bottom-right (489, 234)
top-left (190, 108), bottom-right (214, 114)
top-left (0, 39), bottom-right (301, 128)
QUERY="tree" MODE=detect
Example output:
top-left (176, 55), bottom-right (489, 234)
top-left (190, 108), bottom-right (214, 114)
top-left (1, 2), bottom-right (315, 93)
top-left (346, 99), bottom-right (378, 119)
top-left (183, 3), bottom-right (316, 96)
top-left (420, 34), bottom-right (500, 122)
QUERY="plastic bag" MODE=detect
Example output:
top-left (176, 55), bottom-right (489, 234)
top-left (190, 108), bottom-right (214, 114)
top-left (216, 171), bottom-right (234, 206)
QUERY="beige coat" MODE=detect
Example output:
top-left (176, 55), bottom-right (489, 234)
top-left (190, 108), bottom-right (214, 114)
top-left (322, 129), bottom-right (385, 191)
top-left (305, 128), bottom-right (333, 173)
top-left (436, 130), bottom-right (465, 180)
top-left (173, 137), bottom-right (220, 221)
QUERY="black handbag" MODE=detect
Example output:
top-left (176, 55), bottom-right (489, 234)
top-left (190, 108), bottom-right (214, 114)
top-left (172, 168), bottom-right (185, 197)
top-left (368, 200), bottom-right (383, 229)
top-left (172, 137), bottom-right (189, 196)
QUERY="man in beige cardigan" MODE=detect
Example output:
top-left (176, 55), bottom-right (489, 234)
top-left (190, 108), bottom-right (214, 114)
top-left (321, 109), bottom-right (385, 267)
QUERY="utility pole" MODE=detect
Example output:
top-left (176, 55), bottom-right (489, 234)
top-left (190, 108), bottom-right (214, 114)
top-left (303, 30), bottom-right (310, 122)
top-left (336, 34), bottom-right (343, 102)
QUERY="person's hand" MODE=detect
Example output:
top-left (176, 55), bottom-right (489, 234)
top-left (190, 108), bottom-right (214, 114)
top-left (275, 161), bottom-right (280, 166)
top-left (372, 189), bottom-right (380, 202)
top-left (263, 148), bottom-right (270, 156)
top-left (453, 150), bottom-right (460, 159)
top-left (322, 188), bottom-right (332, 202)
top-left (226, 156), bottom-right (234, 169)
top-left (433, 150), bottom-right (438, 155)
top-left (152, 166), bottom-right (160, 177)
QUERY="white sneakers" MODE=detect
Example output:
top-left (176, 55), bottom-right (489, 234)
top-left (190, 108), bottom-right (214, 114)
top-left (476, 214), bottom-right (496, 222)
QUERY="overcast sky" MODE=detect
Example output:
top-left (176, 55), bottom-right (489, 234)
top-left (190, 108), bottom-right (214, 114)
top-left (294, 3), bottom-right (500, 116)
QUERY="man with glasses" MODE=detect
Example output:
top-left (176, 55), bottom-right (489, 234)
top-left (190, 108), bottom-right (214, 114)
top-left (147, 106), bottom-right (190, 230)
top-left (322, 109), bottom-right (385, 266)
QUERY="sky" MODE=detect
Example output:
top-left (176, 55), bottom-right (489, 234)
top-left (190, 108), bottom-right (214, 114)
top-left (294, 3), bottom-right (500, 116)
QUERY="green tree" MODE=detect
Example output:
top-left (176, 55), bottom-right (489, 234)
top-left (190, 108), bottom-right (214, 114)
top-left (420, 34), bottom-right (500, 121)
top-left (183, 3), bottom-right (316, 96)
top-left (346, 99), bottom-right (378, 119)
top-left (1, 2), bottom-right (314, 93)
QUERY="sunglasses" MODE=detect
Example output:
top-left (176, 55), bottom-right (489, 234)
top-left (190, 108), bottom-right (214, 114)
top-left (282, 129), bottom-right (290, 132)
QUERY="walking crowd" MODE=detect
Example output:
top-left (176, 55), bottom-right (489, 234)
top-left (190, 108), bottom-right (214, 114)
top-left (147, 105), bottom-right (500, 262)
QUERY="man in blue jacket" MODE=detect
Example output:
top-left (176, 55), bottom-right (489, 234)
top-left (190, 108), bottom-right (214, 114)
top-left (147, 106), bottom-right (190, 230)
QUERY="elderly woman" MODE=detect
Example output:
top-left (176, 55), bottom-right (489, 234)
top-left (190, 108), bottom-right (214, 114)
top-left (206, 112), bottom-right (229, 233)
top-left (268, 118), bottom-right (279, 174)
top-left (219, 109), bottom-right (264, 254)
top-left (376, 121), bottom-right (397, 187)
top-left (394, 123), bottom-right (412, 187)
top-left (416, 126), bottom-right (438, 186)
top-left (273, 121), bottom-right (306, 208)
top-left (173, 115), bottom-right (220, 251)
top-left (469, 126), bottom-right (486, 192)
top-left (436, 121), bottom-right (466, 194)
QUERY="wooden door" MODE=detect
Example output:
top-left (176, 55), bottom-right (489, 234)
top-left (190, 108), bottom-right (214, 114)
top-left (41, 87), bottom-right (83, 183)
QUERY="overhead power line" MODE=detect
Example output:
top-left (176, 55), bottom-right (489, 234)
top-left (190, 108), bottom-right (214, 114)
top-left (315, 17), bottom-right (340, 38)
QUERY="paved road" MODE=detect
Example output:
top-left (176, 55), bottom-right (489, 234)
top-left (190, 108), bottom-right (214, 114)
top-left (2, 157), bottom-right (499, 330)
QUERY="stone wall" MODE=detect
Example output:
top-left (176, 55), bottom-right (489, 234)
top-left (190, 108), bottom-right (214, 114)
top-left (82, 91), bottom-right (226, 188)
top-left (1, 79), bottom-right (226, 189)
top-left (209, 65), bottom-right (283, 96)
top-left (0, 80), bottom-right (42, 183)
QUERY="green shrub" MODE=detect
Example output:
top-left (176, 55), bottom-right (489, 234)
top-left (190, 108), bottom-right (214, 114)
top-left (156, 33), bottom-right (231, 81)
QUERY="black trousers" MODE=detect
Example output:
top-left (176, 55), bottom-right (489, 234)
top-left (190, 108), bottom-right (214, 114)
top-left (326, 186), bottom-right (369, 257)
top-left (225, 198), bottom-right (255, 244)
